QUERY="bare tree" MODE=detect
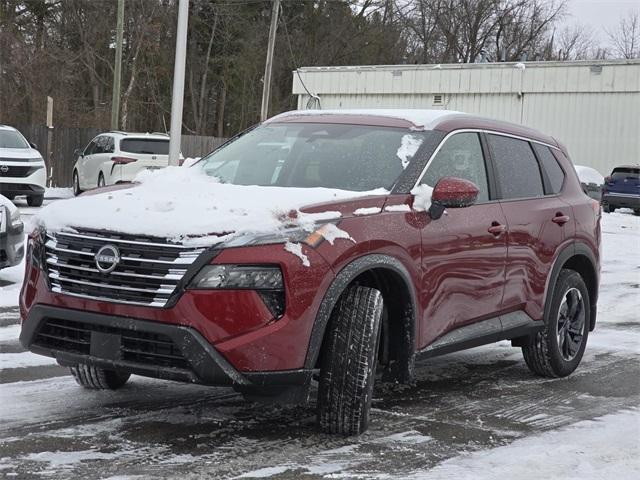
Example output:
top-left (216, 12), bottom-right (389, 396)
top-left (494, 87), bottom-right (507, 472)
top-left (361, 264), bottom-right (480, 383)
top-left (606, 11), bottom-right (640, 59)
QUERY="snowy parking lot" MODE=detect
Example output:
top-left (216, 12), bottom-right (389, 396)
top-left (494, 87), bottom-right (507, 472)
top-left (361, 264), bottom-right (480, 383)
top-left (0, 197), bottom-right (638, 479)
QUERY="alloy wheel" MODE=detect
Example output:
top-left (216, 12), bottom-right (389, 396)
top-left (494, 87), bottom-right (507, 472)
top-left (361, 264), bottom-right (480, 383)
top-left (556, 288), bottom-right (586, 361)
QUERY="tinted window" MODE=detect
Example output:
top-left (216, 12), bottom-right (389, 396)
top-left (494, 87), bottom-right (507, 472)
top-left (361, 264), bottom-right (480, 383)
top-left (0, 130), bottom-right (29, 149)
top-left (611, 167), bottom-right (639, 181)
top-left (534, 144), bottom-right (565, 194)
top-left (84, 139), bottom-right (98, 155)
top-left (488, 134), bottom-right (544, 199)
top-left (93, 136), bottom-right (110, 154)
top-left (120, 138), bottom-right (169, 155)
top-left (421, 132), bottom-right (489, 202)
top-left (199, 123), bottom-right (433, 191)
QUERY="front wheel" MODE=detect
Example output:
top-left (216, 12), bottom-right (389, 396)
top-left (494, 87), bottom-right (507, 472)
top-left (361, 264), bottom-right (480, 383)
top-left (634, 209), bottom-right (640, 217)
top-left (317, 286), bottom-right (384, 436)
top-left (603, 203), bottom-right (615, 213)
top-left (70, 364), bottom-right (130, 390)
top-left (97, 172), bottom-right (106, 188)
top-left (27, 194), bottom-right (44, 207)
top-left (522, 269), bottom-right (590, 378)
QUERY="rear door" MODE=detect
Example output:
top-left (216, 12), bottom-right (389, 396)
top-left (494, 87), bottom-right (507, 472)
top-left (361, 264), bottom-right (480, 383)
top-left (78, 138), bottom-right (98, 189)
top-left (487, 133), bottom-right (572, 322)
top-left (418, 132), bottom-right (508, 348)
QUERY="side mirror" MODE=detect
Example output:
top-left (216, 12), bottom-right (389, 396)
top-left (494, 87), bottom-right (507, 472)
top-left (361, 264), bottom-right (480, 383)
top-left (429, 176), bottom-right (479, 220)
top-left (74, 148), bottom-right (83, 158)
top-left (29, 142), bottom-right (38, 149)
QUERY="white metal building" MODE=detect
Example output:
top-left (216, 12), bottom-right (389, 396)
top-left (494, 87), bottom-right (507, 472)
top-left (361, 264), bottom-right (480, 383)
top-left (291, 60), bottom-right (640, 175)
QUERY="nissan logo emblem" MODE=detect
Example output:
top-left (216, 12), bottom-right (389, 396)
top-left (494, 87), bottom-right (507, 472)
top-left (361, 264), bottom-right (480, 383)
top-left (0, 165), bottom-right (8, 174)
top-left (95, 245), bottom-right (121, 274)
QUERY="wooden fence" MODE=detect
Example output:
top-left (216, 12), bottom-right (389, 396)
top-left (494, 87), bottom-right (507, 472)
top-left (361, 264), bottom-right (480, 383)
top-left (16, 125), bottom-right (227, 187)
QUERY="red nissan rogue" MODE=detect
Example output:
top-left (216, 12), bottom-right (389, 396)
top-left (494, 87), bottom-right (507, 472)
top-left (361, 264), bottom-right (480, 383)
top-left (20, 110), bottom-right (601, 436)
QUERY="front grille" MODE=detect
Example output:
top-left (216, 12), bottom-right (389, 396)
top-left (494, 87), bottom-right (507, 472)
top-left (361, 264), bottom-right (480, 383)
top-left (43, 229), bottom-right (205, 307)
top-left (34, 318), bottom-right (190, 369)
top-left (0, 165), bottom-right (43, 177)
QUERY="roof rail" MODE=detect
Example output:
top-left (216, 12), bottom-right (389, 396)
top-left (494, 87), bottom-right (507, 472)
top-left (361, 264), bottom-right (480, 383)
top-left (150, 132), bottom-right (169, 136)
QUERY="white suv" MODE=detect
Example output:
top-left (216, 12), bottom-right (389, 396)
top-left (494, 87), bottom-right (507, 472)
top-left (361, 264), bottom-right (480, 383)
top-left (0, 125), bottom-right (46, 206)
top-left (73, 131), bottom-right (176, 195)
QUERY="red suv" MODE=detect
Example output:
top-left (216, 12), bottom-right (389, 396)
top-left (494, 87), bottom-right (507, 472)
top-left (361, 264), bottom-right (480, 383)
top-left (20, 110), bottom-right (601, 436)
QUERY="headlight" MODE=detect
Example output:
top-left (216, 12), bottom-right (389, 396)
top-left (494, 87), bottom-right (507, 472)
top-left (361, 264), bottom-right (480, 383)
top-left (9, 208), bottom-right (24, 233)
top-left (189, 264), bottom-right (285, 318)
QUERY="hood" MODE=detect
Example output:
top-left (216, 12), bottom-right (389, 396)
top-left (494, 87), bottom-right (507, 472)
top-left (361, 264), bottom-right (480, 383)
top-left (36, 167), bottom-right (388, 246)
top-left (0, 147), bottom-right (43, 160)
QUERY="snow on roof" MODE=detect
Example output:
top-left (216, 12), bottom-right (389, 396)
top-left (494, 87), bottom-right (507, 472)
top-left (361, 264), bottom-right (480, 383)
top-left (575, 165), bottom-right (604, 185)
top-left (0, 124), bottom-right (17, 131)
top-left (269, 109), bottom-right (465, 130)
top-left (36, 167), bottom-right (386, 246)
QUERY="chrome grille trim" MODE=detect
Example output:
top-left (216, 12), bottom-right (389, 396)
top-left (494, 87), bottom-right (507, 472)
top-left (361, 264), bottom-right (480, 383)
top-left (43, 230), bottom-right (204, 307)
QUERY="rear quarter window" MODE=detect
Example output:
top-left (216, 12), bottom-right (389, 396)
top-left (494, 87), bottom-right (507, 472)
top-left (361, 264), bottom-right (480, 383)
top-left (533, 144), bottom-right (565, 194)
top-left (487, 134), bottom-right (544, 200)
top-left (120, 138), bottom-right (169, 155)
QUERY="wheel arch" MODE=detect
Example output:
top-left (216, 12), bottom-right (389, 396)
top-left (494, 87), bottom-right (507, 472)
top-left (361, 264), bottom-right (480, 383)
top-left (545, 243), bottom-right (599, 331)
top-left (304, 254), bottom-right (418, 383)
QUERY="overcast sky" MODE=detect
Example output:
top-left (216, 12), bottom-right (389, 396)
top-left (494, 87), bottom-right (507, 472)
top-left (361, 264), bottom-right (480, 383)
top-left (563, 0), bottom-right (639, 43)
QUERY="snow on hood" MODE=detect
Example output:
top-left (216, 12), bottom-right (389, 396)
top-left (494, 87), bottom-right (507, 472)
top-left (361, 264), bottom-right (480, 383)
top-left (575, 165), bottom-right (604, 185)
top-left (36, 167), bottom-right (386, 246)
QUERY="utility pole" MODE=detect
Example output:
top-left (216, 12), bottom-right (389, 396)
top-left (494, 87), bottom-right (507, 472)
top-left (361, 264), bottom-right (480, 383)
top-left (260, 0), bottom-right (280, 122)
top-left (168, 0), bottom-right (189, 166)
top-left (111, 0), bottom-right (125, 130)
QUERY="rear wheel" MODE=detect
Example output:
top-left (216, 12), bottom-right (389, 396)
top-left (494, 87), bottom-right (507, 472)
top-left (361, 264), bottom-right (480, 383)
top-left (317, 286), bottom-right (384, 436)
top-left (73, 170), bottom-right (83, 196)
top-left (27, 194), bottom-right (43, 207)
top-left (97, 172), bottom-right (106, 188)
top-left (522, 269), bottom-right (590, 378)
top-left (603, 203), bottom-right (615, 213)
top-left (70, 364), bottom-right (130, 390)
top-left (634, 209), bottom-right (640, 217)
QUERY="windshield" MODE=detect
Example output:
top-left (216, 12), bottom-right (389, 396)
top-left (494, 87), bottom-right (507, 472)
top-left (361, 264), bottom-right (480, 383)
top-left (197, 123), bottom-right (431, 191)
top-left (0, 130), bottom-right (29, 149)
top-left (120, 138), bottom-right (169, 155)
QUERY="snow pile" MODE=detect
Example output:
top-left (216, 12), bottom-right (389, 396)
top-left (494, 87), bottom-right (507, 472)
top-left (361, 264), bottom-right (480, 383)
top-left (35, 167), bottom-right (385, 246)
top-left (44, 187), bottom-right (74, 199)
top-left (422, 409), bottom-right (640, 480)
top-left (396, 134), bottom-right (424, 169)
top-left (575, 165), bottom-right (605, 185)
top-left (410, 184), bottom-right (434, 212)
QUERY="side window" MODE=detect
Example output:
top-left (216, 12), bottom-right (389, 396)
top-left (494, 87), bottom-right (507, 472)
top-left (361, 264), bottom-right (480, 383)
top-left (533, 144), bottom-right (565, 194)
top-left (488, 134), bottom-right (544, 199)
top-left (421, 132), bottom-right (489, 203)
top-left (84, 139), bottom-right (97, 156)
top-left (94, 136), bottom-right (108, 154)
top-left (105, 137), bottom-right (115, 154)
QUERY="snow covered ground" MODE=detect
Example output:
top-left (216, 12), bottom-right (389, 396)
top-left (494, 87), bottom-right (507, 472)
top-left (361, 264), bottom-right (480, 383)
top-left (0, 205), bottom-right (638, 479)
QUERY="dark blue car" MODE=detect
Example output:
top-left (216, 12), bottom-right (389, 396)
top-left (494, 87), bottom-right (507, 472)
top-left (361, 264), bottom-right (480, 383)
top-left (602, 165), bottom-right (640, 215)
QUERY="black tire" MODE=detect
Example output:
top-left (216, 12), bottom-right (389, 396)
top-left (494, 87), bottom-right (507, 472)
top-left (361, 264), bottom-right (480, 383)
top-left (634, 209), bottom-right (640, 217)
top-left (522, 269), bottom-right (590, 378)
top-left (70, 364), bottom-right (130, 390)
top-left (27, 194), bottom-right (44, 207)
top-left (73, 170), bottom-right (83, 196)
top-left (317, 286), bottom-right (384, 436)
top-left (603, 203), bottom-right (614, 213)
top-left (97, 172), bottom-right (105, 188)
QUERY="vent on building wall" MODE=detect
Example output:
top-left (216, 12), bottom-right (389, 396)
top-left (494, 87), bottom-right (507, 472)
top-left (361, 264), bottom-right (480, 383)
top-left (432, 94), bottom-right (444, 105)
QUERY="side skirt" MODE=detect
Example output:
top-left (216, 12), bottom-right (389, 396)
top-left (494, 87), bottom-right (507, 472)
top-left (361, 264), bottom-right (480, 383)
top-left (416, 311), bottom-right (542, 360)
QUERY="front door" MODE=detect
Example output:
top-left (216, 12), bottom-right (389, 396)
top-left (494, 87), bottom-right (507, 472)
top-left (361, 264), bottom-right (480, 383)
top-left (418, 132), bottom-right (508, 348)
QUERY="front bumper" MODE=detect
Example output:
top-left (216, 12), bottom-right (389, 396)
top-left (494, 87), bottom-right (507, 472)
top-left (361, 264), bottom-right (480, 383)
top-left (0, 164), bottom-right (46, 196)
top-left (20, 305), bottom-right (313, 392)
top-left (602, 192), bottom-right (640, 209)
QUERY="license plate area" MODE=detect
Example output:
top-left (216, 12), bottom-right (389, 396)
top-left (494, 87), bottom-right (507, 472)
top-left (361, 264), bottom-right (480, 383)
top-left (90, 331), bottom-right (121, 360)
